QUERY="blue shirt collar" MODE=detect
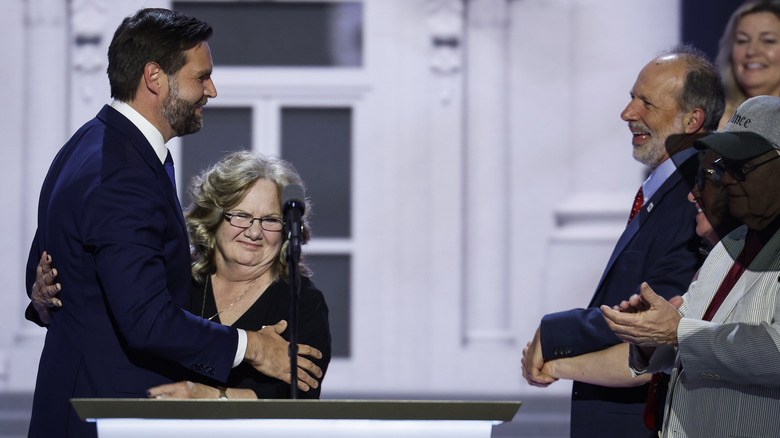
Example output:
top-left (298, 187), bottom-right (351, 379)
top-left (641, 147), bottom-right (696, 203)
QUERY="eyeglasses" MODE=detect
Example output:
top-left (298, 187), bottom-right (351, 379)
top-left (711, 154), bottom-right (780, 182)
top-left (695, 167), bottom-right (720, 190)
top-left (224, 212), bottom-right (284, 232)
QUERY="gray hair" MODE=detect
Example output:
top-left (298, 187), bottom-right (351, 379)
top-left (186, 151), bottom-right (312, 282)
top-left (659, 44), bottom-right (725, 131)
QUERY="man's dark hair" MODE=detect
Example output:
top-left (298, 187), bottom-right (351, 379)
top-left (662, 44), bottom-right (725, 132)
top-left (107, 8), bottom-right (213, 102)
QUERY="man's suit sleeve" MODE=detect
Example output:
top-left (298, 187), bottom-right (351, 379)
top-left (541, 307), bottom-right (623, 359)
top-left (540, 180), bottom-right (700, 360)
top-left (676, 283), bottom-right (780, 387)
top-left (677, 320), bottom-right (780, 387)
top-left (82, 164), bottom-right (238, 382)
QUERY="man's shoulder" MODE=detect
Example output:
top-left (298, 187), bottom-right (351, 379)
top-left (650, 150), bottom-right (698, 202)
top-left (642, 167), bottom-right (697, 226)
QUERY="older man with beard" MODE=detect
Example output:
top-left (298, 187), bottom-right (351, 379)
top-left (25, 8), bottom-right (321, 438)
top-left (521, 45), bottom-right (725, 438)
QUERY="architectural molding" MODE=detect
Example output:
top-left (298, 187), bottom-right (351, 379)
top-left (467, 0), bottom-right (508, 28)
top-left (427, 0), bottom-right (464, 104)
top-left (71, 0), bottom-right (110, 104)
top-left (25, 0), bottom-right (66, 26)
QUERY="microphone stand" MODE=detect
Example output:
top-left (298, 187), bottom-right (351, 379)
top-left (286, 224), bottom-right (302, 399)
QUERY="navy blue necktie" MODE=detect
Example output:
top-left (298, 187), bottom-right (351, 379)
top-left (164, 151), bottom-right (176, 192)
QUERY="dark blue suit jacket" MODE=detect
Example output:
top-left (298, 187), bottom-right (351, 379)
top-left (25, 105), bottom-right (238, 438)
top-left (539, 153), bottom-right (702, 438)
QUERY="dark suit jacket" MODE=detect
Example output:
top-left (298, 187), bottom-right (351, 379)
top-left (25, 105), bottom-right (238, 438)
top-left (539, 153), bottom-right (702, 438)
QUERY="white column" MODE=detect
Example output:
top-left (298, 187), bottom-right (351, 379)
top-left (462, 0), bottom-right (512, 345)
top-left (0, 0), bottom-right (27, 390)
top-left (22, 0), bottom-right (69, 247)
top-left (11, 0), bottom-right (69, 390)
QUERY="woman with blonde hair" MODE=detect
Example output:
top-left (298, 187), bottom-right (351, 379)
top-left (716, 0), bottom-right (780, 128)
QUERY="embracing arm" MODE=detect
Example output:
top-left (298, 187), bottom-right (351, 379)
top-left (543, 342), bottom-right (652, 387)
top-left (147, 380), bottom-right (257, 400)
top-left (239, 280), bottom-right (330, 397)
top-left (25, 251), bottom-right (62, 326)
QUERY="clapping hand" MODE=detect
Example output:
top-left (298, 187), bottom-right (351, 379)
top-left (601, 283), bottom-right (681, 347)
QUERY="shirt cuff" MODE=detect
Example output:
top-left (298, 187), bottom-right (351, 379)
top-left (233, 329), bottom-right (247, 368)
top-left (628, 343), bottom-right (650, 376)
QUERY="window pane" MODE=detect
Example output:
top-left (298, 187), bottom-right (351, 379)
top-left (174, 1), bottom-right (363, 67)
top-left (281, 107), bottom-right (351, 238)
top-left (180, 107), bottom-right (252, 206)
top-left (305, 254), bottom-right (351, 358)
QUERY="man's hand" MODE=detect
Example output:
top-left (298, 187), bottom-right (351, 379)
top-left (668, 295), bottom-right (684, 309)
top-left (601, 283), bottom-right (681, 347)
top-left (244, 320), bottom-right (323, 392)
top-left (32, 252), bottom-right (62, 325)
top-left (612, 293), bottom-right (683, 313)
top-left (521, 327), bottom-right (557, 387)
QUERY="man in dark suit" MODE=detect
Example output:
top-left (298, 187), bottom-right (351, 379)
top-left (25, 9), bottom-right (321, 438)
top-left (521, 45), bottom-right (725, 437)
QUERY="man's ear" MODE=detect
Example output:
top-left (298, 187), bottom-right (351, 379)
top-left (684, 108), bottom-right (706, 134)
top-left (143, 62), bottom-right (165, 95)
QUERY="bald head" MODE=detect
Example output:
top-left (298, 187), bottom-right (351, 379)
top-left (621, 46), bottom-right (724, 169)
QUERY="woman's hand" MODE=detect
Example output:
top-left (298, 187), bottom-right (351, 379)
top-left (146, 381), bottom-right (217, 399)
top-left (146, 381), bottom-right (258, 399)
top-left (32, 251), bottom-right (62, 325)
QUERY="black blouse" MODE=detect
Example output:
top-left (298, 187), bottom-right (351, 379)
top-left (190, 276), bottom-right (332, 399)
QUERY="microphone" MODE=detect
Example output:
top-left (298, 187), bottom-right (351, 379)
top-left (282, 183), bottom-right (306, 399)
top-left (282, 184), bottom-right (306, 264)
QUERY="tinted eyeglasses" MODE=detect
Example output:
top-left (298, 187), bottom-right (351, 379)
top-left (695, 167), bottom-right (719, 190)
top-left (711, 154), bottom-right (780, 182)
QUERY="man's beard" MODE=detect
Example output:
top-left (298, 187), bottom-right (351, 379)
top-left (162, 77), bottom-right (204, 136)
top-left (632, 139), bottom-right (668, 168)
top-left (631, 120), bottom-right (682, 168)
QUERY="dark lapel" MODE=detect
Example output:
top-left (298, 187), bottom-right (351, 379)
top-left (96, 105), bottom-right (187, 234)
top-left (589, 153), bottom-right (697, 304)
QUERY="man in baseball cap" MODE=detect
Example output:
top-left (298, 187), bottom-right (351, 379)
top-left (694, 95), bottom-right (780, 233)
top-left (719, 94), bottom-right (780, 147)
top-left (602, 95), bottom-right (780, 437)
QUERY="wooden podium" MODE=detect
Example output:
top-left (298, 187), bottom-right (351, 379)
top-left (72, 398), bottom-right (521, 438)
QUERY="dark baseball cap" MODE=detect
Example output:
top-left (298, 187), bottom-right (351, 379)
top-left (694, 131), bottom-right (778, 162)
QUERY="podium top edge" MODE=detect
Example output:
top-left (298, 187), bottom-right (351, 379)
top-left (71, 398), bottom-right (522, 422)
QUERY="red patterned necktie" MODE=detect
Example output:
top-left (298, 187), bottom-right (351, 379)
top-left (702, 231), bottom-right (762, 321)
top-left (643, 373), bottom-right (662, 430)
top-left (628, 186), bottom-right (644, 224)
